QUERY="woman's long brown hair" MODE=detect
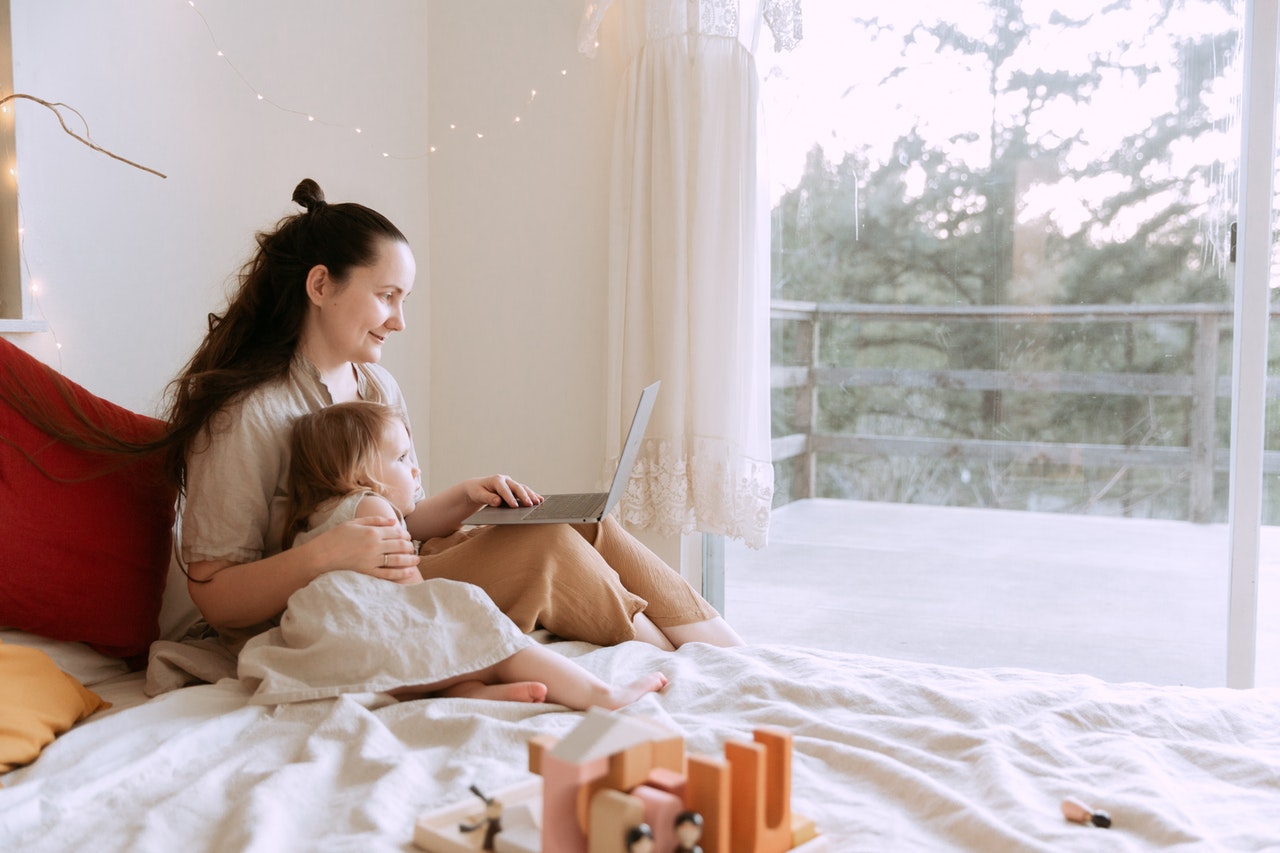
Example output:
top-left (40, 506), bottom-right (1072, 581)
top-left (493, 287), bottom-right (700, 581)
top-left (2, 178), bottom-right (408, 494)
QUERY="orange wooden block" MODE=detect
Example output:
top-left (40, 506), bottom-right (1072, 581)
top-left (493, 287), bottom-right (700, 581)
top-left (643, 766), bottom-right (688, 803)
top-left (725, 728), bottom-right (793, 853)
top-left (687, 754), bottom-right (731, 853)
top-left (650, 731), bottom-right (686, 774)
top-left (606, 740), bottom-right (654, 791)
top-left (528, 734), bottom-right (557, 776)
top-left (588, 788), bottom-right (645, 853)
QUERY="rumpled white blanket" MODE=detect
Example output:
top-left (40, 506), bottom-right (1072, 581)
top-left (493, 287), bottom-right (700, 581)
top-left (4, 641), bottom-right (1280, 852)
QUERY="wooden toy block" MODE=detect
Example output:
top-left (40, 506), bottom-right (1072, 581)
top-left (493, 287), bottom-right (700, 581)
top-left (492, 830), bottom-right (540, 853)
top-left (539, 750), bottom-right (608, 853)
top-left (630, 784), bottom-right (683, 853)
top-left (588, 788), bottom-right (645, 853)
top-left (755, 728), bottom-right (792, 831)
top-left (642, 766), bottom-right (687, 803)
top-left (606, 740), bottom-right (655, 791)
top-left (648, 731), bottom-right (686, 774)
top-left (413, 778), bottom-right (541, 853)
top-left (528, 734), bottom-right (557, 776)
top-left (725, 729), bottom-right (793, 853)
top-left (791, 812), bottom-right (817, 846)
top-left (686, 754), bottom-right (731, 853)
top-left (491, 800), bottom-right (541, 853)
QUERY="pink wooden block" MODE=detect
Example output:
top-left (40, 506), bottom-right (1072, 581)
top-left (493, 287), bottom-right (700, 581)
top-left (630, 784), bottom-right (684, 853)
top-left (540, 751), bottom-right (608, 853)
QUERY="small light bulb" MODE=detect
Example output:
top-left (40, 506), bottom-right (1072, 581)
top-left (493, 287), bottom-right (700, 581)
top-left (257, 94), bottom-right (264, 100)
top-left (355, 128), bottom-right (362, 134)
top-left (476, 132), bottom-right (484, 139)
top-left (514, 116), bottom-right (521, 123)
top-left (449, 123), bottom-right (457, 130)
top-left (429, 145), bottom-right (437, 153)
top-left (560, 69), bottom-right (568, 76)
top-left (307, 115), bottom-right (314, 121)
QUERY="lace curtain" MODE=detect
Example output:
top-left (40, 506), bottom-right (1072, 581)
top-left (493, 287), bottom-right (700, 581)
top-left (580, 0), bottom-right (802, 549)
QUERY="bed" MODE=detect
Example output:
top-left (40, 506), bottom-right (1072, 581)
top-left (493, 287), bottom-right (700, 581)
top-left (4, 341), bottom-right (1280, 852)
top-left (5, 632), bottom-right (1280, 852)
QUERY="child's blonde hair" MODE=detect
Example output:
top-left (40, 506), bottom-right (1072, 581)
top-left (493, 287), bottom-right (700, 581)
top-left (281, 401), bottom-right (409, 550)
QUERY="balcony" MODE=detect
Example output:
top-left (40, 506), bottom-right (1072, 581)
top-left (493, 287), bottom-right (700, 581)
top-left (725, 498), bottom-right (1280, 688)
top-left (722, 301), bottom-right (1280, 688)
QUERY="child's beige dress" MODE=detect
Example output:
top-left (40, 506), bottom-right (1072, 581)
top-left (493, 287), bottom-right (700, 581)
top-left (235, 490), bottom-right (533, 704)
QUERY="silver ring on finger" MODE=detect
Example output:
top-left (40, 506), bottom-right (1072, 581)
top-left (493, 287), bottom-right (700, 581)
top-left (381, 553), bottom-right (388, 568)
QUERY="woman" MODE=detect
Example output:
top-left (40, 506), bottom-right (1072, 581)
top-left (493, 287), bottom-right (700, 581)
top-left (169, 178), bottom-right (743, 652)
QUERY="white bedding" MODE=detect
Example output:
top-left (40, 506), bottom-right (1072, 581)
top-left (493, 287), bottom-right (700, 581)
top-left (3, 639), bottom-right (1280, 852)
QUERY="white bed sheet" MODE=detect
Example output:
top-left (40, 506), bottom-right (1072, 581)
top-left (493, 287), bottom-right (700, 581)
top-left (3, 640), bottom-right (1279, 852)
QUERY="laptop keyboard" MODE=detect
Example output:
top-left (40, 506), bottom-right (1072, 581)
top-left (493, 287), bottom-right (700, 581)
top-left (524, 492), bottom-right (606, 519)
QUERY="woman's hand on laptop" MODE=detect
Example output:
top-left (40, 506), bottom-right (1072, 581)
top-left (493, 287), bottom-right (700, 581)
top-left (468, 474), bottom-right (544, 508)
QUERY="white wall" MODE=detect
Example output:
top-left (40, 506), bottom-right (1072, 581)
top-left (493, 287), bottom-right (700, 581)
top-left (6, 0), bottom-right (627, 504)
top-left (426, 0), bottom-right (621, 494)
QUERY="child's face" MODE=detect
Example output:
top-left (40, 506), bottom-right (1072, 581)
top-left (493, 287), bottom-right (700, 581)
top-left (375, 418), bottom-right (419, 515)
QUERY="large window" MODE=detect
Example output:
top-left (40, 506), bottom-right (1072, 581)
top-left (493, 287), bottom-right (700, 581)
top-left (728, 0), bottom-right (1279, 687)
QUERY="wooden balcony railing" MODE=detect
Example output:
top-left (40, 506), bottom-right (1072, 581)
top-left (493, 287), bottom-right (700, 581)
top-left (770, 300), bottom-right (1280, 523)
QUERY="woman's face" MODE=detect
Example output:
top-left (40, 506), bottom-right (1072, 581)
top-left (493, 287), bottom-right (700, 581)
top-left (374, 417), bottom-right (420, 515)
top-left (307, 238), bottom-right (416, 368)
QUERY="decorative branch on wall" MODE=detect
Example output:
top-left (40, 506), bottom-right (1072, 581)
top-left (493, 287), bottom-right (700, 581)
top-left (1, 93), bottom-right (166, 179)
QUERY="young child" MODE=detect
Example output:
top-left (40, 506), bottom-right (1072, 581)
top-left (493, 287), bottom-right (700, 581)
top-left (281, 400), bottom-right (668, 710)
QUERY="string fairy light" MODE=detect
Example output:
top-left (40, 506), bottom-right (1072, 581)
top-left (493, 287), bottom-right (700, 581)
top-left (9, 3), bottom-right (581, 361)
top-left (181, 0), bottom-right (576, 160)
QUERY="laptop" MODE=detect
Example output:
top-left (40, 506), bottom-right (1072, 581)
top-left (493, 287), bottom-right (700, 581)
top-left (462, 380), bottom-right (660, 525)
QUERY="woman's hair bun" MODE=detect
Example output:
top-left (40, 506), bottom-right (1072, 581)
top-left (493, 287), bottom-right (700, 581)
top-left (292, 178), bottom-right (327, 213)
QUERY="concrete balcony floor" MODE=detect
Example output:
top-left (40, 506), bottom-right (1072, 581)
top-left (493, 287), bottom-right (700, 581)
top-left (724, 499), bottom-right (1280, 688)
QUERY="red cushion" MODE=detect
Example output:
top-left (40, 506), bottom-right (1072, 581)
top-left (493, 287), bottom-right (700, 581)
top-left (0, 338), bottom-right (176, 667)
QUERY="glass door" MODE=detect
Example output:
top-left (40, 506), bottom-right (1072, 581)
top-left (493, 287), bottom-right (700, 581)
top-left (727, 0), bottom-right (1271, 686)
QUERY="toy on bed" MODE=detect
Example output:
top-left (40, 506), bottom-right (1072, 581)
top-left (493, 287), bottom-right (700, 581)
top-left (413, 707), bottom-right (826, 853)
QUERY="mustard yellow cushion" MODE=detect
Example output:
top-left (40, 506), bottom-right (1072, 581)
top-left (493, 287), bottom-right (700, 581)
top-left (0, 638), bottom-right (109, 776)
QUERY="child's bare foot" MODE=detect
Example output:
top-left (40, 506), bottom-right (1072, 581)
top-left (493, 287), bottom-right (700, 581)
top-left (597, 672), bottom-right (669, 710)
top-left (438, 680), bottom-right (549, 703)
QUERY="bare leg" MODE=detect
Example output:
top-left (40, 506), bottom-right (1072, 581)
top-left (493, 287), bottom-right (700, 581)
top-left (659, 616), bottom-right (745, 648)
top-left (493, 645), bottom-right (668, 711)
top-left (632, 611), bottom-right (676, 651)
top-left (436, 680), bottom-right (549, 703)
top-left (389, 646), bottom-right (666, 711)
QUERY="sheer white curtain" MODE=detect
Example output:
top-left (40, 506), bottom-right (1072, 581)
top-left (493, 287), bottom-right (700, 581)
top-left (579, 0), bottom-right (800, 550)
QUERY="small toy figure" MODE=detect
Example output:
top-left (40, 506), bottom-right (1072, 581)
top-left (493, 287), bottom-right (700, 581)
top-left (674, 811), bottom-right (704, 853)
top-left (625, 823), bottom-right (656, 853)
top-left (1061, 796), bottom-right (1112, 828)
top-left (458, 785), bottom-right (503, 851)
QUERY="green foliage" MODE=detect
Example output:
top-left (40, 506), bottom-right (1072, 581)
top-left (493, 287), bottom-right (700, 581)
top-left (768, 0), bottom-right (1254, 521)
